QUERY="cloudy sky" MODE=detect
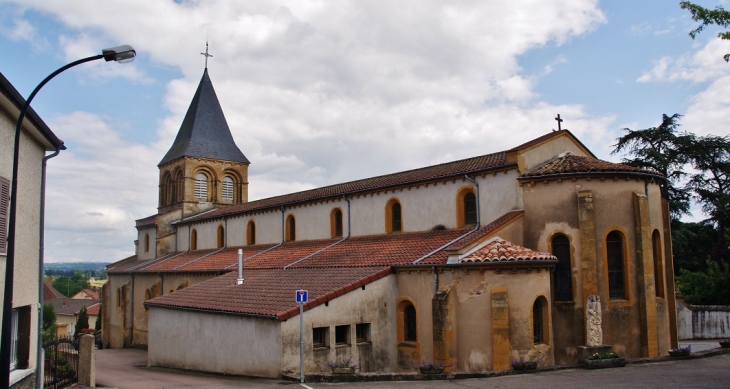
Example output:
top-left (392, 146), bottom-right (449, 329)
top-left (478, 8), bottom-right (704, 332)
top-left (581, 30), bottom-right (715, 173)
top-left (1, 0), bottom-right (729, 263)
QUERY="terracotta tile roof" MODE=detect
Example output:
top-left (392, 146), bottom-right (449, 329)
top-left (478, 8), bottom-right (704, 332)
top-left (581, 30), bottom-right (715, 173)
top-left (439, 210), bottom-right (524, 253)
top-left (74, 289), bottom-right (99, 300)
top-left (507, 130), bottom-right (596, 158)
top-left (43, 281), bottom-right (64, 302)
top-left (182, 151), bottom-right (513, 224)
top-left (86, 304), bottom-right (100, 316)
top-left (46, 298), bottom-right (100, 316)
top-left (106, 255), bottom-right (141, 273)
top-left (520, 152), bottom-right (662, 179)
top-left (460, 239), bottom-right (556, 263)
top-left (145, 267), bottom-right (391, 320)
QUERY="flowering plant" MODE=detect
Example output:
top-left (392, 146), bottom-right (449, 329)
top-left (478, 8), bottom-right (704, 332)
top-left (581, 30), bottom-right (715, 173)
top-left (327, 357), bottom-right (358, 370)
top-left (511, 357), bottom-right (538, 370)
top-left (670, 345), bottom-right (691, 353)
top-left (412, 362), bottom-right (448, 371)
top-left (586, 352), bottom-right (620, 360)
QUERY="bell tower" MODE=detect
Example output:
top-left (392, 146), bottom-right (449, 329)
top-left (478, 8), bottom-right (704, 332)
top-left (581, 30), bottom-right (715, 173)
top-left (157, 69), bottom-right (250, 217)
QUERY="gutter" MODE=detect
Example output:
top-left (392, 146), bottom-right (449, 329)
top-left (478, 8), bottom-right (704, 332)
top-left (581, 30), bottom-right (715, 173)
top-left (518, 171), bottom-right (665, 182)
top-left (144, 303), bottom-right (279, 321)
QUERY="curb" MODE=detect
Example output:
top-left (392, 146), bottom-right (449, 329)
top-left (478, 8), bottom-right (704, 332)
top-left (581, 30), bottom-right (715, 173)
top-left (283, 347), bottom-right (730, 383)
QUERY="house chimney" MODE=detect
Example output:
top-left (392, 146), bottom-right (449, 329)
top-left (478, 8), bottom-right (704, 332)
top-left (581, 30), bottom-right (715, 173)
top-left (48, 275), bottom-right (53, 284)
top-left (63, 298), bottom-right (67, 306)
top-left (237, 249), bottom-right (244, 285)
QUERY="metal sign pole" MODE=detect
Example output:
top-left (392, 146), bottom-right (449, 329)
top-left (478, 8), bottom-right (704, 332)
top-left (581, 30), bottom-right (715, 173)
top-left (299, 302), bottom-right (304, 383)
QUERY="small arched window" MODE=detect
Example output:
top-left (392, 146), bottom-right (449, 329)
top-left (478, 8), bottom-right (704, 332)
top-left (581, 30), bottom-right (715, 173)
top-left (533, 296), bottom-right (549, 344)
top-left (606, 231), bottom-right (626, 299)
top-left (217, 225), bottom-right (225, 248)
top-left (144, 233), bottom-right (150, 253)
top-left (331, 208), bottom-right (343, 238)
top-left (190, 229), bottom-right (198, 250)
top-left (116, 288), bottom-right (121, 307)
top-left (194, 173), bottom-right (208, 200)
top-left (404, 304), bottom-right (417, 342)
top-left (175, 171), bottom-right (184, 202)
top-left (551, 234), bottom-right (572, 301)
top-left (652, 230), bottom-right (665, 298)
top-left (247, 221), bottom-right (256, 245)
top-left (222, 176), bottom-right (234, 201)
top-left (161, 172), bottom-right (172, 206)
top-left (464, 192), bottom-right (477, 225)
top-left (385, 199), bottom-right (402, 233)
top-left (286, 215), bottom-right (296, 242)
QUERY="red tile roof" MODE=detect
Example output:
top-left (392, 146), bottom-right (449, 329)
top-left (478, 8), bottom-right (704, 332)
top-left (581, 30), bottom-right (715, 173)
top-left (43, 281), bottom-right (64, 302)
top-left (46, 298), bottom-right (100, 316)
top-left (460, 238), bottom-right (556, 263)
top-left (86, 304), bottom-right (100, 316)
top-left (440, 210), bottom-right (524, 253)
top-left (145, 267), bottom-right (391, 320)
top-left (182, 152), bottom-right (513, 224)
top-left (75, 289), bottom-right (99, 300)
top-left (520, 152), bottom-right (662, 179)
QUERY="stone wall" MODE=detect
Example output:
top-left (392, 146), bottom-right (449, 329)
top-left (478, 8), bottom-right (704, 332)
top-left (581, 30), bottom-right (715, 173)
top-left (676, 298), bottom-right (730, 340)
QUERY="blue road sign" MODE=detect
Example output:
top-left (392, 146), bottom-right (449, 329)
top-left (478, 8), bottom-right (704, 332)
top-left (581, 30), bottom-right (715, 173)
top-left (296, 289), bottom-right (308, 303)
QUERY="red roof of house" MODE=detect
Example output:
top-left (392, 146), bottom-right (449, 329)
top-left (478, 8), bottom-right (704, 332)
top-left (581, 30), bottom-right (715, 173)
top-left (460, 239), bottom-right (556, 263)
top-left (43, 281), bottom-right (64, 302)
top-left (86, 304), bottom-right (100, 316)
top-left (145, 267), bottom-right (391, 320)
top-left (77, 289), bottom-right (99, 300)
top-left (520, 152), bottom-right (662, 179)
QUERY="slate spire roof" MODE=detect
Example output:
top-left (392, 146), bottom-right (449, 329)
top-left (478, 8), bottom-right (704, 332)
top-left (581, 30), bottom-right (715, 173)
top-left (159, 69), bottom-right (250, 166)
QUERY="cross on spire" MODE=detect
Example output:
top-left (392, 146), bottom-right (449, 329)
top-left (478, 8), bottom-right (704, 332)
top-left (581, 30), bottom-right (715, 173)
top-left (201, 41), bottom-right (213, 69)
top-left (555, 114), bottom-right (563, 131)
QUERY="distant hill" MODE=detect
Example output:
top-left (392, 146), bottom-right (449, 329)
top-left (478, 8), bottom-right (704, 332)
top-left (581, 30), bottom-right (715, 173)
top-left (45, 262), bottom-right (109, 272)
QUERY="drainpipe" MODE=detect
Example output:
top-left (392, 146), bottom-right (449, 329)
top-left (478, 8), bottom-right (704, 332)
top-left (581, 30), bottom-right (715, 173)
top-left (281, 206), bottom-right (285, 243)
top-left (432, 266), bottom-right (439, 295)
top-left (35, 148), bottom-right (60, 389)
top-left (344, 195), bottom-right (351, 238)
top-left (237, 249), bottom-right (244, 285)
top-left (130, 275), bottom-right (134, 346)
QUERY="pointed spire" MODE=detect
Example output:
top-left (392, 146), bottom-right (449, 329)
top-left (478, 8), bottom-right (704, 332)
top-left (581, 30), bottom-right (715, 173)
top-left (159, 70), bottom-right (249, 166)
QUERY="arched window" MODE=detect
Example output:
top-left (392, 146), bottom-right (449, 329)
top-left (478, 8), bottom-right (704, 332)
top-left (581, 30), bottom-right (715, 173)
top-left (404, 304), bottom-right (417, 342)
top-left (286, 215), bottom-right (296, 242)
top-left (169, 173), bottom-right (177, 204)
top-left (161, 172), bottom-right (172, 206)
top-left (175, 170), bottom-right (184, 202)
top-left (331, 208), bottom-right (343, 238)
top-left (551, 234), bottom-right (572, 301)
top-left (217, 225), bottom-right (225, 248)
top-left (247, 221), bottom-right (256, 245)
top-left (652, 230), bottom-right (665, 298)
top-left (144, 233), bottom-right (150, 253)
top-left (190, 229), bottom-right (198, 250)
top-left (464, 192), bottom-right (477, 225)
top-left (385, 199), bottom-right (402, 233)
top-left (222, 176), bottom-right (234, 201)
top-left (194, 173), bottom-right (208, 200)
top-left (606, 231), bottom-right (626, 299)
top-left (116, 288), bottom-right (121, 307)
top-left (533, 296), bottom-right (549, 344)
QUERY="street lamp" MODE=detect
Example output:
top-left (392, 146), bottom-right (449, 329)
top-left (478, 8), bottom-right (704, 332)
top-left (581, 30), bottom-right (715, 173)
top-left (1, 44), bottom-right (136, 387)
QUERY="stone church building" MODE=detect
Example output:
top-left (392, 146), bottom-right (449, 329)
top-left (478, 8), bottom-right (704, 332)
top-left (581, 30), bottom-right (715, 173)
top-left (102, 69), bottom-right (679, 378)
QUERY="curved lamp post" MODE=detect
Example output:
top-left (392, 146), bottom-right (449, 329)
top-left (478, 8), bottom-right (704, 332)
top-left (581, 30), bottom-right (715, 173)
top-left (1, 44), bottom-right (136, 387)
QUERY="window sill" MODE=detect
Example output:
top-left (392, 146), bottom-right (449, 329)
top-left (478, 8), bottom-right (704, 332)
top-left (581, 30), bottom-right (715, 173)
top-left (553, 300), bottom-right (575, 305)
top-left (10, 368), bottom-right (34, 387)
top-left (398, 342), bottom-right (417, 348)
top-left (335, 343), bottom-right (351, 348)
top-left (313, 345), bottom-right (329, 351)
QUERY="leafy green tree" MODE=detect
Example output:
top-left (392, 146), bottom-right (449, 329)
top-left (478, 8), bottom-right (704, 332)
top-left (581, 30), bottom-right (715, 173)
top-left (671, 220), bottom-right (718, 273)
top-left (52, 274), bottom-right (91, 297)
top-left (681, 1), bottom-right (730, 62)
top-left (681, 134), bottom-right (730, 263)
top-left (95, 305), bottom-right (102, 331)
top-left (677, 259), bottom-right (730, 305)
top-left (612, 113), bottom-right (691, 219)
top-left (74, 307), bottom-right (90, 338)
top-left (42, 303), bottom-right (57, 342)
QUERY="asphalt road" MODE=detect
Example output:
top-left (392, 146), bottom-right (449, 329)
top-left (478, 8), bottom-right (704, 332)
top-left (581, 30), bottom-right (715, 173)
top-left (94, 345), bottom-right (730, 389)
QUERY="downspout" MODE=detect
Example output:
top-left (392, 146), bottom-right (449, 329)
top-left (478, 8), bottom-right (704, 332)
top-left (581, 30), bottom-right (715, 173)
top-left (36, 148), bottom-right (60, 389)
top-left (413, 175), bottom-right (481, 264)
top-left (224, 209), bottom-right (287, 270)
top-left (283, 196), bottom-right (351, 269)
top-left (432, 266), bottom-right (439, 295)
top-left (281, 206), bottom-right (285, 243)
top-left (129, 274), bottom-right (134, 346)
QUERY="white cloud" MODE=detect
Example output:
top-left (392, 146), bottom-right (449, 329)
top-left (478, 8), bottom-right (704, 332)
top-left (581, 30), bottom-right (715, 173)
top-left (637, 38), bottom-right (730, 83)
top-left (5, 0), bottom-right (613, 262)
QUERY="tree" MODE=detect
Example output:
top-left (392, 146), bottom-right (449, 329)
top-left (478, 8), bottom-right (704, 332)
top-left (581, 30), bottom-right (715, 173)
top-left (681, 1), bottom-right (730, 62)
top-left (681, 134), bottom-right (730, 263)
top-left (52, 274), bottom-right (91, 297)
top-left (95, 305), bottom-right (102, 331)
top-left (611, 113), bottom-right (691, 219)
top-left (677, 259), bottom-right (730, 305)
top-left (74, 307), bottom-right (90, 338)
top-left (42, 303), bottom-right (57, 341)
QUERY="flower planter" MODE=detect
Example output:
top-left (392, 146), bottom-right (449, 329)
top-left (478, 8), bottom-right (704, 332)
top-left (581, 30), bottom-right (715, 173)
top-left (668, 349), bottom-right (691, 357)
top-left (511, 361), bottom-right (538, 372)
top-left (419, 368), bottom-right (445, 375)
top-left (719, 340), bottom-right (730, 348)
top-left (583, 357), bottom-right (626, 369)
top-left (331, 367), bottom-right (356, 375)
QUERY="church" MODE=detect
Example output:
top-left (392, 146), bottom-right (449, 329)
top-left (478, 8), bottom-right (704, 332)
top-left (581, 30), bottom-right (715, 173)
top-left (101, 68), bottom-right (679, 378)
